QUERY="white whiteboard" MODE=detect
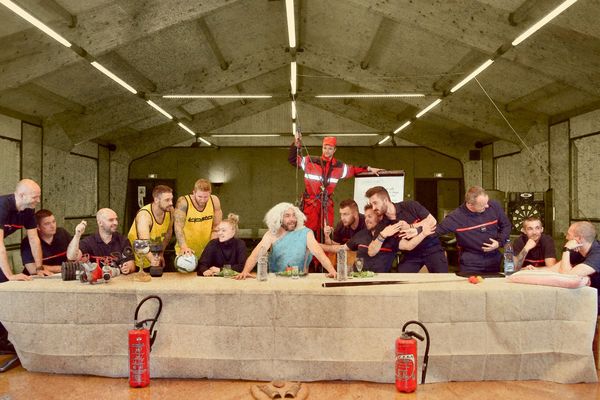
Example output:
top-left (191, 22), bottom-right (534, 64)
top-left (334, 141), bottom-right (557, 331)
top-left (353, 171), bottom-right (404, 212)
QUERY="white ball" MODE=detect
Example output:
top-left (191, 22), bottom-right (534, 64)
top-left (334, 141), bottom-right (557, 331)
top-left (175, 254), bottom-right (196, 273)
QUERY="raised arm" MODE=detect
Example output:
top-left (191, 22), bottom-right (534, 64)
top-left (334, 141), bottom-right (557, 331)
top-left (66, 220), bottom-right (86, 261)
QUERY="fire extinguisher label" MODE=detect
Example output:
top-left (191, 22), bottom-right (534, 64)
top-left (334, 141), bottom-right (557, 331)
top-left (395, 353), bottom-right (416, 381)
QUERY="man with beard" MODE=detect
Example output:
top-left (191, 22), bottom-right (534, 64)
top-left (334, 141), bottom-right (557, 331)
top-left (0, 179), bottom-right (45, 282)
top-left (436, 186), bottom-right (511, 275)
top-left (366, 186), bottom-right (448, 273)
top-left (235, 202), bottom-right (336, 279)
top-left (322, 204), bottom-right (401, 273)
top-left (289, 136), bottom-right (383, 242)
top-left (174, 179), bottom-right (222, 261)
top-left (324, 199), bottom-right (365, 245)
top-left (67, 208), bottom-right (134, 274)
top-left (128, 185), bottom-right (174, 269)
top-left (21, 209), bottom-right (72, 275)
top-left (512, 216), bottom-right (556, 270)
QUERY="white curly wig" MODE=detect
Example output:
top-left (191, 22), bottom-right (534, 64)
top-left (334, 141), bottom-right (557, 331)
top-left (264, 202), bottom-right (306, 234)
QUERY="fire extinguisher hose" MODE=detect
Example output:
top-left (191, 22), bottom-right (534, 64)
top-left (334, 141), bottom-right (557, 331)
top-left (401, 320), bottom-right (430, 384)
top-left (134, 295), bottom-right (163, 350)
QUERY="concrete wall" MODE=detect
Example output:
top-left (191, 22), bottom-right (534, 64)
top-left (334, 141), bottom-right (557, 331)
top-left (129, 146), bottom-right (463, 229)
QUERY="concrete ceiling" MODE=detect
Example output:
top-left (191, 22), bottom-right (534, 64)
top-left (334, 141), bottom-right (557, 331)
top-left (1, 0), bottom-right (599, 161)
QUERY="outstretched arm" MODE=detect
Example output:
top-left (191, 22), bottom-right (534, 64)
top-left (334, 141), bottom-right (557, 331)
top-left (174, 196), bottom-right (192, 255)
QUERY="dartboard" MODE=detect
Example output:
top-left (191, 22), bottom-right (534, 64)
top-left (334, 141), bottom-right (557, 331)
top-left (510, 202), bottom-right (543, 232)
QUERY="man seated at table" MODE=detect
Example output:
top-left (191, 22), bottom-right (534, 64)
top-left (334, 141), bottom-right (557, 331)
top-left (66, 208), bottom-right (134, 274)
top-left (436, 186), bottom-right (511, 275)
top-left (324, 199), bottom-right (365, 245)
top-left (513, 216), bottom-right (557, 270)
top-left (321, 204), bottom-right (399, 273)
top-left (235, 202), bottom-right (336, 279)
top-left (20, 209), bottom-right (72, 275)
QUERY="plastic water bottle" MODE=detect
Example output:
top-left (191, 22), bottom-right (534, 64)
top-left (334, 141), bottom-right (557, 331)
top-left (337, 248), bottom-right (347, 281)
top-left (257, 247), bottom-right (268, 281)
top-left (504, 240), bottom-right (515, 276)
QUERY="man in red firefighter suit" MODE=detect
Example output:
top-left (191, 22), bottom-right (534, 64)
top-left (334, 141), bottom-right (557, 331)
top-left (288, 136), bottom-right (384, 243)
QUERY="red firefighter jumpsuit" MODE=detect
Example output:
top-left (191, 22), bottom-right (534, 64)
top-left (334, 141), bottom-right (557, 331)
top-left (288, 143), bottom-right (368, 243)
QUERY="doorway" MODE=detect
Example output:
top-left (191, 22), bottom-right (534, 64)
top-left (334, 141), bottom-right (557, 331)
top-left (414, 178), bottom-right (463, 221)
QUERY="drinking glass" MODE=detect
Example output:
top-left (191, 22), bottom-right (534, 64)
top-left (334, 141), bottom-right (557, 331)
top-left (291, 266), bottom-right (299, 279)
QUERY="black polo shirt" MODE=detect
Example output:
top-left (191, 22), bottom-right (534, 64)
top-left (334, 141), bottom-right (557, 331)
top-left (570, 241), bottom-right (600, 313)
top-left (512, 233), bottom-right (556, 267)
top-left (79, 231), bottom-right (133, 262)
top-left (0, 194), bottom-right (36, 237)
top-left (333, 213), bottom-right (365, 244)
top-left (21, 227), bottom-right (72, 266)
top-left (376, 200), bottom-right (441, 252)
top-left (346, 228), bottom-right (399, 273)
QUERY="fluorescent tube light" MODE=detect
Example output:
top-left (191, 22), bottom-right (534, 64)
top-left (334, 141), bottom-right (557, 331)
top-left (315, 94), bottom-right (425, 98)
top-left (512, 0), bottom-right (578, 46)
top-left (147, 100), bottom-right (173, 120)
top-left (91, 61), bottom-right (137, 94)
top-left (285, 0), bottom-right (296, 48)
top-left (178, 122), bottom-right (195, 136)
top-left (393, 121), bottom-right (411, 134)
top-left (211, 134), bottom-right (281, 138)
top-left (1, 0), bottom-right (71, 47)
top-left (290, 62), bottom-right (297, 95)
top-left (416, 99), bottom-right (442, 118)
top-left (450, 59), bottom-right (494, 93)
top-left (291, 101), bottom-right (297, 120)
top-left (378, 136), bottom-right (391, 145)
top-left (197, 137), bottom-right (212, 146)
top-left (292, 122), bottom-right (297, 136)
top-left (163, 94), bottom-right (272, 99)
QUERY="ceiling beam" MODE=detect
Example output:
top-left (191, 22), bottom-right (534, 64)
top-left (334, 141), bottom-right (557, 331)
top-left (360, 17), bottom-right (391, 70)
top-left (21, 82), bottom-right (86, 114)
top-left (505, 82), bottom-right (568, 112)
top-left (549, 100), bottom-right (600, 125)
top-left (97, 51), bottom-right (157, 93)
top-left (38, 0), bottom-right (77, 28)
top-left (175, 105), bottom-right (194, 122)
top-left (0, 0), bottom-right (239, 91)
top-left (197, 17), bottom-right (229, 71)
top-left (508, 0), bottom-right (539, 26)
top-left (432, 49), bottom-right (489, 91)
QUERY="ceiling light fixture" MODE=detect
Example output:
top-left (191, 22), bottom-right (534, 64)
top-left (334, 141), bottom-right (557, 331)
top-left (163, 94), bottom-right (272, 99)
top-left (291, 101), bottom-right (297, 120)
top-left (285, 0), bottom-right (296, 48)
top-left (147, 100), bottom-right (173, 120)
top-left (211, 134), bottom-right (281, 138)
top-left (178, 122), bottom-right (196, 136)
top-left (393, 121), bottom-right (411, 134)
top-left (292, 121), bottom-right (297, 136)
top-left (450, 59), bottom-right (494, 93)
top-left (416, 99), bottom-right (442, 118)
top-left (290, 62), bottom-right (297, 95)
top-left (315, 94), bottom-right (425, 98)
top-left (512, 0), bottom-right (578, 46)
top-left (1, 0), bottom-right (72, 48)
top-left (378, 136), bottom-right (391, 145)
top-left (91, 61), bottom-right (137, 94)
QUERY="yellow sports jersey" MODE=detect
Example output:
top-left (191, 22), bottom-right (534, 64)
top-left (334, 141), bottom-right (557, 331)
top-left (175, 195), bottom-right (215, 259)
top-left (128, 204), bottom-right (171, 269)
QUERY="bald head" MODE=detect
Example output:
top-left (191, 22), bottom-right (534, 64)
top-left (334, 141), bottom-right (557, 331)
top-left (96, 208), bottom-right (119, 234)
top-left (14, 179), bottom-right (41, 211)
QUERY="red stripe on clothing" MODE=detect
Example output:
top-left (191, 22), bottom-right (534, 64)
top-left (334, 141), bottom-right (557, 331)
top-left (4, 224), bottom-right (24, 229)
top-left (42, 251), bottom-right (67, 261)
top-left (455, 220), bottom-right (498, 232)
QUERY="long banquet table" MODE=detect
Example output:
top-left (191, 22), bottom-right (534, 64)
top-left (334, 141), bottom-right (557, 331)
top-left (0, 273), bottom-right (597, 383)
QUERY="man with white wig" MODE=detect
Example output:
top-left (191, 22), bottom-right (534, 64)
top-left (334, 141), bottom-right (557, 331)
top-left (235, 202), bottom-right (337, 279)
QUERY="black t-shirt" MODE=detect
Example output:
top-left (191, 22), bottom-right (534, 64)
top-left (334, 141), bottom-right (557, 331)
top-left (79, 231), bottom-right (133, 263)
top-left (375, 201), bottom-right (441, 253)
top-left (333, 214), bottom-right (365, 244)
top-left (0, 194), bottom-right (36, 237)
top-left (570, 240), bottom-right (600, 297)
top-left (21, 227), bottom-right (72, 266)
top-left (346, 228), bottom-right (399, 273)
top-left (512, 233), bottom-right (556, 267)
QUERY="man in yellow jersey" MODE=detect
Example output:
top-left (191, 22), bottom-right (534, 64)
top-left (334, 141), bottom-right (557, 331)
top-left (174, 179), bottom-right (222, 262)
top-left (128, 185), bottom-right (174, 269)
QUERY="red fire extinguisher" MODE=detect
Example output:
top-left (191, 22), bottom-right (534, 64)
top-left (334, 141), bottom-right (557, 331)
top-left (129, 295), bottom-right (162, 388)
top-left (395, 320), bottom-right (430, 393)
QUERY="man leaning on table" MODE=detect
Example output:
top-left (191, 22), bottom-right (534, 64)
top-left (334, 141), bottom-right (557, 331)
top-left (235, 202), bottom-right (336, 279)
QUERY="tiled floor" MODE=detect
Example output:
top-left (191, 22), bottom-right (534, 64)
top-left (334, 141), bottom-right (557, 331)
top-left (1, 355), bottom-right (599, 400)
